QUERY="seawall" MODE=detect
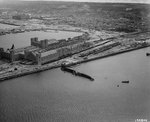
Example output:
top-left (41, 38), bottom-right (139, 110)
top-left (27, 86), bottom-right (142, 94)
top-left (0, 45), bottom-right (149, 82)
top-left (66, 45), bottom-right (150, 67)
top-left (0, 65), bottom-right (60, 82)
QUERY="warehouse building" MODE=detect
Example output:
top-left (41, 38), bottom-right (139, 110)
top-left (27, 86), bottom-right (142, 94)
top-left (31, 37), bottom-right (59, 49)
top-left (24, 41), bottom-right (92, 65)
top-left (24, 49), bottom-right (59, 65)
top-left (0, 48), bottom-right (24, 62)
top-left (0, 32), bottom-right (91, 65)
top-left (12, 14), bottom-right (30, 20)
top-left (39, 49), bottom-right (59, 65)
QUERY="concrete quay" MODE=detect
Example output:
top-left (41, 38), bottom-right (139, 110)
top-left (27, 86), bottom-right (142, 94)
top-left (65, 45), bottom-right (150, 67)
top-left (0, 44), bottom-right (149, 82)
top-left (0, 63), bottom-right (61, 82)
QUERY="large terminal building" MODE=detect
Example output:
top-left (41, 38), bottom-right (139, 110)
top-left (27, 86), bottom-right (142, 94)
top-left (0, 33), bottom-right (92, 65)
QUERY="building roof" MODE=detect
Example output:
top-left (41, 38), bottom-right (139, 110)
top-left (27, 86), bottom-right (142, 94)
top-left (48, 39), bottom-right (58, 45)
top-left (41, 49), bottom-right (57, 57)
top-left (14, 46), bottom-right (39, 54)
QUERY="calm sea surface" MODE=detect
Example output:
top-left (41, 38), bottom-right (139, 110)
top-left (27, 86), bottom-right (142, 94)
top-left (0, 31), bottom-right (150, 122)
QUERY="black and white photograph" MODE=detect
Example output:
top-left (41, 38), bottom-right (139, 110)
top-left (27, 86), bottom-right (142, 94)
top-left (0, 0), bottom-right (150, 121)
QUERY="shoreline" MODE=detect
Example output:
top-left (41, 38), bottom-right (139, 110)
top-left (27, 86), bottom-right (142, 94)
top-left (0, 28), bottom-right (83, 36)
top-left (0, 45), bottom-right (149, 82)
top-left (0, 23), bottom-right (84, 36)
top-left (66, 45), bottom-right (149, 67)
top-left (0, 22), bottom-right (20, 27)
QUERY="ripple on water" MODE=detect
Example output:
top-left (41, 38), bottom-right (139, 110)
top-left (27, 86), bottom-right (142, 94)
top-left (0, 48), bottom-right (150, 122)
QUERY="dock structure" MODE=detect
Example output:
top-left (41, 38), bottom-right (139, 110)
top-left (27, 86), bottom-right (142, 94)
top-left (61, 65), bottom-right (94, 81)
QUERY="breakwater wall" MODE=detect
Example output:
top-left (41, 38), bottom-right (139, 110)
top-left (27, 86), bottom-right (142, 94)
top-left (0, 45), bottom-right (149, 82)
top-left (0, 64), bottom-right (60, 82)
top-left (61, 66), bottom-right (94, 81)
top-left (66, 45), bottom-right (150, 67)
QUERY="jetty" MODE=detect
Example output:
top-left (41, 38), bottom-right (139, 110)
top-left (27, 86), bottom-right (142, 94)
top-left (61, 65), bottom-right (94, 81)
top-left (61, 66), bottom-right (76, 75)
top-left (75, 71), bottom-right (94, 81)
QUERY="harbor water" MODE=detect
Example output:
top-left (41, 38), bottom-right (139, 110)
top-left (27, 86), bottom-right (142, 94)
top-left (0, 31), bottom-right (150, 121)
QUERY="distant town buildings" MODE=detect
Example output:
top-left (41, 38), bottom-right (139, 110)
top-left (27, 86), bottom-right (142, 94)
top-left (12, 14), bottom-right (30, 20)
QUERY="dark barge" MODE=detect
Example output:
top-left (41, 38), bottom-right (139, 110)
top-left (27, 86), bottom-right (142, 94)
top-left (61, 65), bottom-right (94, 81)
top-left (122, 81), bottom-right (129, 83)
top-left (146, 53), bottom-right (150, 56)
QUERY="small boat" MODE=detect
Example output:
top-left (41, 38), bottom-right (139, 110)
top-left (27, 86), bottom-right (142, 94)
top-left (122, 81), bottom-right (129, 83)
top-left (146, 53), bottom-right (150, 56)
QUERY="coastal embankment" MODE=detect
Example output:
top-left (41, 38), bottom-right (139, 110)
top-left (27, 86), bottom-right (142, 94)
top-left (66, 45), bottom-right (150, 67)
top-left (0, 45), bottom-right (149, 82)
top-left (0, 65), bottom-right (60, 82)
